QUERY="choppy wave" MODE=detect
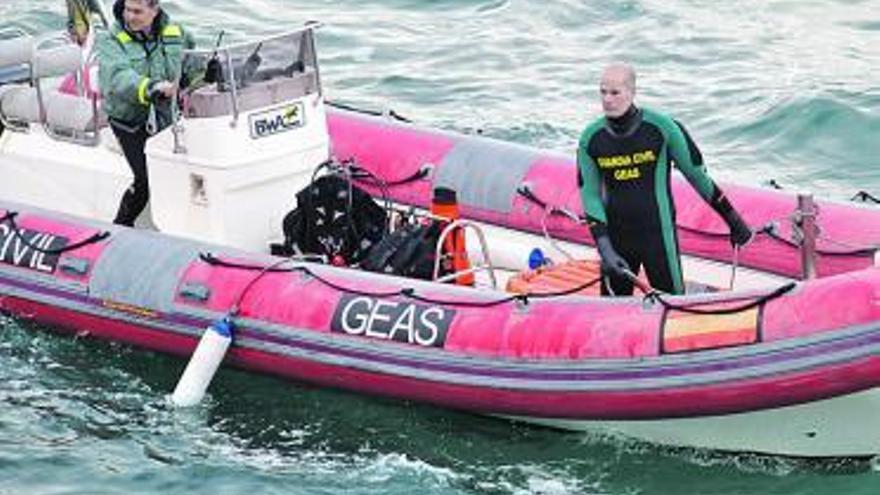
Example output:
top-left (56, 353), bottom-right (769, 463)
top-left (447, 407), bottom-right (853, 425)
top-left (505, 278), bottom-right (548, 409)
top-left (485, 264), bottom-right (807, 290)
top-left (3, 312), bottom-right (879, 493)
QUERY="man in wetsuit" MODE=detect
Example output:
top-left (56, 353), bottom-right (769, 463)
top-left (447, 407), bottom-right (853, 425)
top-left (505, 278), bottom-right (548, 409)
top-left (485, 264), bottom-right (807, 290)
top-left (577, 63), bottom-right (752, 295)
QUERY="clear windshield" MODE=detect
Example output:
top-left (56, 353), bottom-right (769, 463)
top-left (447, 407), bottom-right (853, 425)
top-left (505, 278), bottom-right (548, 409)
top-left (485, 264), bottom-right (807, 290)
top-left (183, 26), bottom-right (321, 120)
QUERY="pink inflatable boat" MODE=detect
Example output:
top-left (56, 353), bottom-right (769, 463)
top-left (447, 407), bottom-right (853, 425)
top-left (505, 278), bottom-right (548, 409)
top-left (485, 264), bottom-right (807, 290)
top-left (2, 104), bottom-right (879, 457)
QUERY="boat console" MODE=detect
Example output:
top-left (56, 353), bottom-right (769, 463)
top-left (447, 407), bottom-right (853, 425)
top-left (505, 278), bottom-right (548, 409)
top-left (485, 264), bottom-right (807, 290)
top-left (0, 26), bottom-right (328, 252)
top-left (147, 26), bottom-right (329, 251)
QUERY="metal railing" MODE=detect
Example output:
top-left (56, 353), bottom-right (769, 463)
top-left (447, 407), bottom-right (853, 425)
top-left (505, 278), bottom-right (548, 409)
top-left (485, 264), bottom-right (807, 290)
top-left (432, 219), bottom-right (498, 289)
top-left (793, 193), bottom-right (818, 279)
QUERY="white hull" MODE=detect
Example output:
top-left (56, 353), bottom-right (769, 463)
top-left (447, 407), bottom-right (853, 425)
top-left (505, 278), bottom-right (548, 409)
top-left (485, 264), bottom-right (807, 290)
top-left (0, 126), bottom-right (129, 222)
top-left (507, 388), bottom-right (880, 458)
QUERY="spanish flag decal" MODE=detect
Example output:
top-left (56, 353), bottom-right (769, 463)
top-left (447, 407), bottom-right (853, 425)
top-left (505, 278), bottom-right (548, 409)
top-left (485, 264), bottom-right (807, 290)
top-left (662, 305), bottom-right (761, 354)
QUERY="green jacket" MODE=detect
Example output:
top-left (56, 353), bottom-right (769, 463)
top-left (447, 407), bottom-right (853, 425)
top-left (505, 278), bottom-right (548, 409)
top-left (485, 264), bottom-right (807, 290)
top-left (97, 10), bottom-right (194, 130)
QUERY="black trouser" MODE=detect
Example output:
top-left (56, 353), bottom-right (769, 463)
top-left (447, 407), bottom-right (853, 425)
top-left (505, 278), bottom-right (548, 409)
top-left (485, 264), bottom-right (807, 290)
top-left (111, 122), bottom-right (150, 227)
top-left (600, 227), bottom-right (684, 296)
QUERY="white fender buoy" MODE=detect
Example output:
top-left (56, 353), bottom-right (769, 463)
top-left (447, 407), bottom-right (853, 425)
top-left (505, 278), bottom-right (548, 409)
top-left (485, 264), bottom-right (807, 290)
top-left (171, 316), bottom-right (234, 407)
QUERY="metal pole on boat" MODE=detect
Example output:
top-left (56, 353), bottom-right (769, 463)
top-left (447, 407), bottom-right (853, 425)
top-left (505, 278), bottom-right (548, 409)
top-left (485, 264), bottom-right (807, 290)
top-left (796, 193), bottom-right (818, 280)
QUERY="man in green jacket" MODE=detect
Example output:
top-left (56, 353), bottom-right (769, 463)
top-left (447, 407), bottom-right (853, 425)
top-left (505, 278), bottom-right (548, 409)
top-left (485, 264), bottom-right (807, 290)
top-left (97, 0), bottom-right (194, 226)
top-left (577, 63), bottom-right (752, 295)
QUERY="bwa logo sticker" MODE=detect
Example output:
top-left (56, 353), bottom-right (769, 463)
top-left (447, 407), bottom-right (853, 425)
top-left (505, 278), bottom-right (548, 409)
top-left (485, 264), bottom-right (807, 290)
top-left (249, 101), bottom-right (306, 139)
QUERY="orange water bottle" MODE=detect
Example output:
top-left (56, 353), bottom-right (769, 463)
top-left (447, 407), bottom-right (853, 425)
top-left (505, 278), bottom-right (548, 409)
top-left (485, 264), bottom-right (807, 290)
top-left (431, 187), bottom-right (474, 286)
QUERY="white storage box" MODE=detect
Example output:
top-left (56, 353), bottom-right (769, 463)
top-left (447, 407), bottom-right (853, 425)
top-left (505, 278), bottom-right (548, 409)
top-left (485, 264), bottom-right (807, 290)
top-left (146, 89), bottom-right (329, 252)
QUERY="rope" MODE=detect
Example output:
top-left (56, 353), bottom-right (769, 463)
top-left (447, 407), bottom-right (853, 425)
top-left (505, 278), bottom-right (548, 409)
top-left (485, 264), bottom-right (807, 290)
top-left (517, 186), bottom-right (585, 264)
top-left (760, 224), bottom-right (877, 257)
top-left (349, 163), bottom-right (430, 188)
top-left (539, 206), bottom-right (577, 262)
top-left (227, 258), bottom-right (296, 317)
top-left (402, 288), bottom-right (523, 308)
top-left (326, 100), bottom-right (412, 123)
top-left (814, 233), bottom-right (880, 254)
top-left (200, 253), bottom-right (297, 273)
top-left (202, 251), bottom-right (797, 317)
top-left (851, 191), bottom-right (880, 204)
top-left (527, 185), bottom-right (584, 263)
top-left (644, 282), bottom-right (797, 315)
top-left (0, 211), bottom-right (111, 255)
top-left (517, 185), bottom-right (550, 210)
top-left (763, 186), bottom-right (878, 204)
top-left (518, 186), bottom-right (583, 221)
top-left (201, 253), bottom-right (425, 300)
top-left (676, 223), bottom-right (730, 239)
top-left (517, 187), bottom-right (880, 257)
top-left (682, 220), bottom-right (878, 257)
top-left (199, 252), bottom-right (603, 308)
top-left (729, 245), bottom-right (740, 290)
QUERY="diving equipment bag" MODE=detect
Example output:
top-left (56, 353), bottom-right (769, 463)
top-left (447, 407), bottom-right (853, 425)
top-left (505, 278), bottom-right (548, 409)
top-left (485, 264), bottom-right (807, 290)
top-left (271, 175), bottom-right (387, 264)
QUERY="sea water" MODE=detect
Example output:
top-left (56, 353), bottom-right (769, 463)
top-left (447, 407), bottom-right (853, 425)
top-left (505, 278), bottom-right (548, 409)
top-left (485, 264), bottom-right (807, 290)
top-left (1, 1), bottom-right (879, 493)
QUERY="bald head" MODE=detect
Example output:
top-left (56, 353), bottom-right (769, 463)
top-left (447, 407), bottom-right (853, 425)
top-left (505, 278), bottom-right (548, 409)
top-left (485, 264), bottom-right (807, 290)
top-left (599, 63), bottom-right (636, 118)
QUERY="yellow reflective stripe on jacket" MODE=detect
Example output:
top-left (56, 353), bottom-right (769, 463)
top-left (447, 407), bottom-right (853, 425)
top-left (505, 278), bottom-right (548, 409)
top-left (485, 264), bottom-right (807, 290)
top-left (162, 24), bottom-right (182, 38)
top-left (137, 77), bottom-right (151, 106)
top-left (116, 25), bottom-right (181, 43)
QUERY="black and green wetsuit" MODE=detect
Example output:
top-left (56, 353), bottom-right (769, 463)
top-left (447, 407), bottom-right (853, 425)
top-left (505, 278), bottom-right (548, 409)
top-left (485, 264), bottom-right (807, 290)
top-left (577, 106), bottom-right (722, 295)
